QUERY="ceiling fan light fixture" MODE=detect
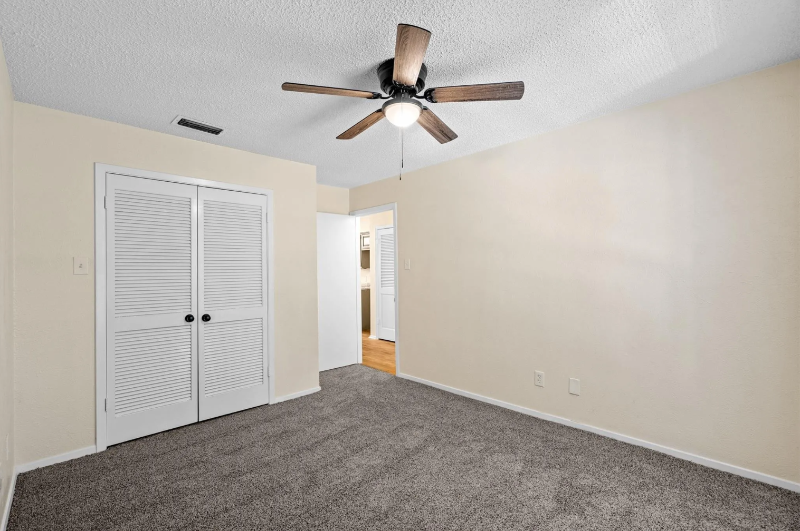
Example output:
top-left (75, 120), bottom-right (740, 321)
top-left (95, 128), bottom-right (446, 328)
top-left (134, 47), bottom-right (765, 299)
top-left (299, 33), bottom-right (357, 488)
top-left (283, 23), bottom-right (524, 143)
top-left (382, 96), bottom-right (422, 128)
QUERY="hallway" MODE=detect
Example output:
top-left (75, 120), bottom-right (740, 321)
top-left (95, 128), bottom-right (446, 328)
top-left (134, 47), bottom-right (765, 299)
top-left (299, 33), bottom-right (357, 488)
top-left (361, 331), bottom-right (395, 374)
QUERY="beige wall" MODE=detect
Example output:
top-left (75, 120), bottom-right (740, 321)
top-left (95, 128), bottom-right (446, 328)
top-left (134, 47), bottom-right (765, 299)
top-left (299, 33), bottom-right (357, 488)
top-left (13, 103), bottom-right (320, 464)
top-left (351, 60), bottom-right (800, 483)
top-left (316, 184), bottom-right (349, 214)
top-left (357, 211), bottom-right (393, 338)
top-left (0, 38), bottom-right (14, 517)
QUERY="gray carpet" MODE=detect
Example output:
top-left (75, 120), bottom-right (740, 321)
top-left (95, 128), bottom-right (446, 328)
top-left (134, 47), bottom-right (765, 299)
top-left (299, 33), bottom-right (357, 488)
top-left (8, 365), bottom-right (800, 530)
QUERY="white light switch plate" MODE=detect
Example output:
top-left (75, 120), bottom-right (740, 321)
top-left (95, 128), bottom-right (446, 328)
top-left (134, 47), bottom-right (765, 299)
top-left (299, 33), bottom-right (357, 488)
top-left (404, 259), bottom-right (411, 270)
top-left (534, 371), bottom-right (545, 387)
top-left (73, 256), bottom-right (89, 275)
top-left (569, 378), bottom-right (581, 395)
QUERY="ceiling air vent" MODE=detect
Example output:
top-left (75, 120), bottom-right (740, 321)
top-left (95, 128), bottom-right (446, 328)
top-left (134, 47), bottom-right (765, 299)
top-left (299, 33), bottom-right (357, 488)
top-left (172, 116), bottom-right (224, 136)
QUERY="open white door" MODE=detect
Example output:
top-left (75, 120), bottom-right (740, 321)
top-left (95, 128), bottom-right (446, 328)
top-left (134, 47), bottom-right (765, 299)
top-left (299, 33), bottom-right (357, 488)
top-left (376, 226), bottom-right (396, 342)
top-left (198, 187), bottom-right (270, 421)
top-left (106, 174), bottom-right (199, 445)
top-left (317, 213), bottom-right (358, 371)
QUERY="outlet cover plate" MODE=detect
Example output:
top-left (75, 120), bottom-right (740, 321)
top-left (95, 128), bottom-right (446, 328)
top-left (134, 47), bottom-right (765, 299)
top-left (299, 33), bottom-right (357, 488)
top-left (535, 371), bottom-right (545, 387)
top-left (569, 378), bottom-right (581, 395)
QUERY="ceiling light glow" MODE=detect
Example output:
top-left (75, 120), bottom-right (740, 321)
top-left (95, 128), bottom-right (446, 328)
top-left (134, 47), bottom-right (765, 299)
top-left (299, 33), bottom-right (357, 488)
top-left (383, 96), bottom-right (422, 128)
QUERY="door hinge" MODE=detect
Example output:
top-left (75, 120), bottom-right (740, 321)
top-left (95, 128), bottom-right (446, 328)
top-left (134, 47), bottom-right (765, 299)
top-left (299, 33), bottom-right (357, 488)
top-left (104, 196), bottom-right (107, 209)
top-left (104, 398), bottom-right (107, 412)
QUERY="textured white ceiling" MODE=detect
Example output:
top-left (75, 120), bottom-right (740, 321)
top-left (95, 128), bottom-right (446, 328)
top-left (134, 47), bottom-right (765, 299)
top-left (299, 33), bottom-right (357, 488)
top-left (1, 1), bottom-right (799, 188)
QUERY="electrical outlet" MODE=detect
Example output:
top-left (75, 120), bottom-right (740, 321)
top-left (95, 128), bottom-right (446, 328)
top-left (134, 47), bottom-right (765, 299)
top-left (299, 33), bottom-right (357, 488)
top-left (404, 258), bottom-right (411, 270)
top-left (569, 378), bottom-right (581, 396)
top-left (534, 371), bottom-right (545, 387)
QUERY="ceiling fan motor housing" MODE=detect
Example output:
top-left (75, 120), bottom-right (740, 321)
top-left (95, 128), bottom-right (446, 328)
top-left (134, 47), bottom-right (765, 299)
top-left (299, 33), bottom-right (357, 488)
top-left (377, 58), bottom-right (427, 96)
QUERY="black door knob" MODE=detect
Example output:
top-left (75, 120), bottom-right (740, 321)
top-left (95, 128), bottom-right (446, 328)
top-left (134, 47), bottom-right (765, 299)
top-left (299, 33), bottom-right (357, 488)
top-left (202, 314), bottom-right (211, 322)
top-left (185, 314), bottom-right (194, 323)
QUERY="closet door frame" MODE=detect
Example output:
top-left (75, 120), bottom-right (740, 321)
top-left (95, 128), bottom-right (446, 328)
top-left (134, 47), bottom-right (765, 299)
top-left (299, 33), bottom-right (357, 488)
top-left (95, 163), bottom-right (275, 452)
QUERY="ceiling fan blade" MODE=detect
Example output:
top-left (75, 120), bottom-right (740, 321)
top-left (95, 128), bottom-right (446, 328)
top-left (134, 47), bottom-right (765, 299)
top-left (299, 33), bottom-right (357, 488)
top-left (337, 110), bottom-right (385, 139)
top-left (417, 108), bottom-right (457, 144)
top-left (282, 82), bottom-right (380, 99)
top-left (426, 82), bottom-right (525, 103)
top-left (393, 24), bottom-right (431, 87)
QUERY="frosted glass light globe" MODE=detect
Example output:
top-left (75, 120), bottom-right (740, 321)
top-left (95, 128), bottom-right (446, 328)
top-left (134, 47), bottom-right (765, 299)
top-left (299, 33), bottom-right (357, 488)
top-left (383, 97), bottom-right (422, 128)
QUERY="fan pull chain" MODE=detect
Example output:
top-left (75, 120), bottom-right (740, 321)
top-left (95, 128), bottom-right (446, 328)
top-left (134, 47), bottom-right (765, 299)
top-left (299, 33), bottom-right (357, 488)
top-left (400, 126), bottom-right (404, 181)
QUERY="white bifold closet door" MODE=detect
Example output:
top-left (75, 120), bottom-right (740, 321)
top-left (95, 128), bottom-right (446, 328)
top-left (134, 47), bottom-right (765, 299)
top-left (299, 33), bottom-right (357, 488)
top-left (106, 174), bottom-right (199, 445)
top-left (376, 226), bottom-right (396, 342)
top-left (107, 175), bottom-right (270, 445)
top-left (198, 187), bottom-right (269, 420)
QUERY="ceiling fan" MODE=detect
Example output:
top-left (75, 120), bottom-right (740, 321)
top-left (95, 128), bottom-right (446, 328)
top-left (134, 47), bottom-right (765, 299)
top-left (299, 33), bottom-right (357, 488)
top-left (282, 24), bottom-right (524, 144)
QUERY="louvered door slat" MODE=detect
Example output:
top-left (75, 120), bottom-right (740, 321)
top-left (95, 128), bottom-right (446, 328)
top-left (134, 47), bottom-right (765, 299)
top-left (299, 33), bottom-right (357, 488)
top-left (114, 188), bottom-right (192, 317)
top-left (107, 174), bottom-right (198, 446)
top-left (198, 187), bottom-right (269, 421)
top-left (380, 233), bottom-right (395, 288)
top-left (202, 200), bottom-right (263, 312)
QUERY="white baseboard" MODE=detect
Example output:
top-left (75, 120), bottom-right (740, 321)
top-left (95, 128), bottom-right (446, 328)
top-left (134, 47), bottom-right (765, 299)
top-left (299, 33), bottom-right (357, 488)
top-left (1, 469), bottom-right (16, 531)
top-left (2, 444), bottom-right (97, 531)
top-left (398, 372), bottom-right (800, 493)
top-left (271, 386), bottom-right (321, 404)
top-left (368, 335), bottom-right (377, 339)
top-left (15, 446), bottom-right (96, 475)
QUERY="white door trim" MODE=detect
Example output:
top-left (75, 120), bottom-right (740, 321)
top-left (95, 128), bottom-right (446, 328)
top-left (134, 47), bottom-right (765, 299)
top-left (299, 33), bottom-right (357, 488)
top-left (95, 163), bottom-right (276, 452)
top-left (355, 224), bottom-right (363, 364)
top-left (350, 203), bottom-right (400, 374)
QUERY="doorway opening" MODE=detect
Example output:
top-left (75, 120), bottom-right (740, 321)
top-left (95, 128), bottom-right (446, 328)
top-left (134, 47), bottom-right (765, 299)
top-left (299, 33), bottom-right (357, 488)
top-left (354, 206), bottom-right (397, 375)
top-left (316, 203), bottom-right (398, 377)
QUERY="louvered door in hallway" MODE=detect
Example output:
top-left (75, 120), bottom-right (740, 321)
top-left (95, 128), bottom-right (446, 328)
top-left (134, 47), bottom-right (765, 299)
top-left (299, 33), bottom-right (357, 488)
top-left (105, 172), bottom-right (270, 445)
top-left (376, 226), bottom-right (395, 342)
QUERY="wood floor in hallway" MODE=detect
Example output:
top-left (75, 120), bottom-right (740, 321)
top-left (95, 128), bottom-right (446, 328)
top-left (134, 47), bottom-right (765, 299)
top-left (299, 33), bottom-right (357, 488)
top-left (362, 331), bottom-right (395, 375)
